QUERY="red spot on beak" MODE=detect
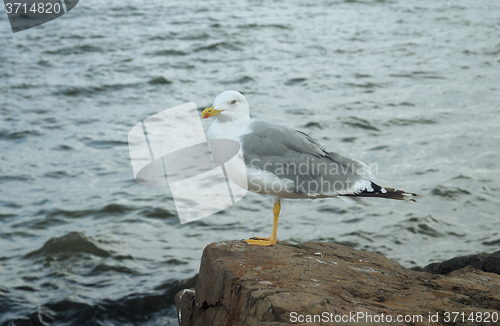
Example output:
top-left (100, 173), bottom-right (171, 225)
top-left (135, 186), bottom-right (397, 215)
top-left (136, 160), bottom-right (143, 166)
top-left (203, 114), bottom-right (210, 119)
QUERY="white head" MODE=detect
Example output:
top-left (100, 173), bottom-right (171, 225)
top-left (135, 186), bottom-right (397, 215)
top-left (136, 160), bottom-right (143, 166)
top-left (202, 90), bottom-right (250, 122)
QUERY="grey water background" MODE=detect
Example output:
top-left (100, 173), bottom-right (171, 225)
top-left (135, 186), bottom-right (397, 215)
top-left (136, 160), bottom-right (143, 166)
top-left (1, 0), bottom-right (500, 324)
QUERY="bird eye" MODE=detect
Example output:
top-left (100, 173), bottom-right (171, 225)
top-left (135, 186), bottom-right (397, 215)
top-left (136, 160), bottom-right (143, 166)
top-left (231, 100), bottom-right (237, 104)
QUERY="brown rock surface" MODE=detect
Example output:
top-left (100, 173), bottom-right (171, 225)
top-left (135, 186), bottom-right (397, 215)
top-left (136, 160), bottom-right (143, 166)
top-left (175, 241), bottom-right (500, 326)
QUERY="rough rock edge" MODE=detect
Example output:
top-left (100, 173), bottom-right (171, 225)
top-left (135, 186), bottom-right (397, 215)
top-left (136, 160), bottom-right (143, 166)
top-left (176, 241), bottom-right (500, 326)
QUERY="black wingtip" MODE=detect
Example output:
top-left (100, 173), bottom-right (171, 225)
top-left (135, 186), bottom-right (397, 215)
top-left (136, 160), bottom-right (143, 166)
top-left (345, 182), bottom-right (418, 202)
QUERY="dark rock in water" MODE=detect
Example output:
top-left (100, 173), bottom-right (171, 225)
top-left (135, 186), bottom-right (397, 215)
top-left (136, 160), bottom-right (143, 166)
top-left (423, 251), bottom-right (500, 275)
top-left (176, 241), bottom-right (500, 326)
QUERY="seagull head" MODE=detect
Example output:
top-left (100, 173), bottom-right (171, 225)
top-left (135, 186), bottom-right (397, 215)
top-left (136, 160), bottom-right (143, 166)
top-left (202, 90), bottom-right (250, 122)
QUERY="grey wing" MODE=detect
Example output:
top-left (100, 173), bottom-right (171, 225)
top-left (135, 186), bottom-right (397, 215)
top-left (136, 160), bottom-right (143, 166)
top-left (240, 120), bottom-right (375, 197)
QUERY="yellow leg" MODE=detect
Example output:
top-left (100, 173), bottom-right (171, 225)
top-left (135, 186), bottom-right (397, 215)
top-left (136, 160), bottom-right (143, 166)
top-left (244, 200), bottom-right (280, 246)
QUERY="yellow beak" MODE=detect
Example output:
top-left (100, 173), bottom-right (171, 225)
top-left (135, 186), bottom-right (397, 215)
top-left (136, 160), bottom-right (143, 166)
top-left (202, 106), bottom-right (223, 119)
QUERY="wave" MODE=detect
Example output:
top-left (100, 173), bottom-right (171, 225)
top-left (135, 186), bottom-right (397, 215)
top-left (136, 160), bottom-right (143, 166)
top-left (41, 204), bottom-right (137, 219)
top-left (0, 129), bottom-right (42, 141)
top-left (431, 185), bottom-right (471, 199)
top-left (43, 45), bottom-right (104, 55)
top-left (58, 83), bottom-right (141, 97)
top-left (220, 76), bottom-right (254, 85)
top-left (25, 232), bottom-right (111, 259)
top-left (148, 77), bottom-right (174, 85)
top-left (385, 118), bottom-right (437, 126)
top-left (389, 215), bottom-right (466, 238)
top-left (0, 175), bottom-right (34, 184)
top-left (342, 117), bottom-right (380, 131)
top-left (150, 49), bottom-right (188, 56)
top-left (1, 275), bottom-right (197, 326)
top-left (193, 42), bottom-right (242, 52)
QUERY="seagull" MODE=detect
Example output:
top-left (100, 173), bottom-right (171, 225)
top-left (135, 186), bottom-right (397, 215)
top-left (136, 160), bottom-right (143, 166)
top-left (202, 90), bottom-right (416, 246)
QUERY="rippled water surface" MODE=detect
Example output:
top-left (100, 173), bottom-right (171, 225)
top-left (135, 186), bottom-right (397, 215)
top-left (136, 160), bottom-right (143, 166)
top-left (1, 0), bottom-right (500, 324)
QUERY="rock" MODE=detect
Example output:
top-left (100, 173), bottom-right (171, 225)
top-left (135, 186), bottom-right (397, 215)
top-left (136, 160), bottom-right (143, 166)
top-left (175, 288), bottom-right (197, 325)
top-left (423, 251), bottom-right (500, 275)
top-left (176, 241), bottom-right (500, 326)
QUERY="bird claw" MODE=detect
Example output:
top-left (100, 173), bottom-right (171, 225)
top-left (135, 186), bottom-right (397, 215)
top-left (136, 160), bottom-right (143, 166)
top-left (244, 237), bottom-right (277, 246)
top-left (250, 236), bottom-right (270, 240)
